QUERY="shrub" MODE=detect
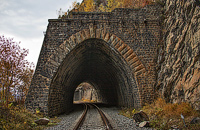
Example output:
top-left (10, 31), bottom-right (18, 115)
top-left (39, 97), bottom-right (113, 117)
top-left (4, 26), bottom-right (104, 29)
top-left (0, 101), bottom-right (60, 129)
top-left (119, 98), bottom-right (200, 129)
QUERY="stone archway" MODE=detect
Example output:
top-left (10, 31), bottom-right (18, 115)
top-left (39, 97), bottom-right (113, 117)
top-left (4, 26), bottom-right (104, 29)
top-left (25, 6), bottom-right (161, 116)
top-left (45, 26), bottom-right (147, 91)
top-left (48, 38), bottom-right (138, 116)
top-left (45, 26), bottom-right (147, 116)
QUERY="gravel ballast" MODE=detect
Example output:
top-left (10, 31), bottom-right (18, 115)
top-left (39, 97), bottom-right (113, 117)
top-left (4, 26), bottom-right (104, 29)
top-left (46, 104), bottom-right (153, 130)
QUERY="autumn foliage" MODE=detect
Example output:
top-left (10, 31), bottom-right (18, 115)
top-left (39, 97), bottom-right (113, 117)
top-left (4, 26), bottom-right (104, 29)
top-left (120, 98), bottom-right (199, 129)
top-left (0, 102), bottom-right (59, 129)
top-left (0, 35), bottom-right (34, 105)
top-left (141, 98), bottom-right (199, 129)
top-left (69, 0), bottom-right (156, 13)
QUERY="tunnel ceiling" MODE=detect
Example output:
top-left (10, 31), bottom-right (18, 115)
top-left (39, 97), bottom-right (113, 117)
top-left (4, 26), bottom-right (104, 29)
top-left (48, 38), bottom-right (139, 115)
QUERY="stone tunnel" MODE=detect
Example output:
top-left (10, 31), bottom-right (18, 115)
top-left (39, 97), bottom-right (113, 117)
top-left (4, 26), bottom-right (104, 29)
top-left (48, 38), bottom-right (140, 115)
top-left (25, 5), bottom-right (161, 116)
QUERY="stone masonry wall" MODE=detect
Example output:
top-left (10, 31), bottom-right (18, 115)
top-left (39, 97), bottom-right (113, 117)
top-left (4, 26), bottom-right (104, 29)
top-left (25, 5), bottom-right (161, 115)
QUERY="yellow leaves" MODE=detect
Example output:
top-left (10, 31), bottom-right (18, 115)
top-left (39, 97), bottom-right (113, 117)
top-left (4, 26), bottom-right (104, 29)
top-left (36, 108), bottom-right (40, 114)
top-left (107, 0), bottom-right (114, 12)
top-left (69, 0), bottom-right (155, 13)
top-left (119, 107), bottom-right (136, 118)
top-left (84, 0), bottom-right (95, 12)
top-left (82, 99), bottom-right (90, 102)
top-left (91, 99), bottom-right (97, 102)
top-left (8, 102), bottom-right (13, 108)
top-left (81, 98), bottom-right (96, 102)
top-left (132, 109), bottom-right (136, 114)
top-left (99, 4), bottom-right (106, 12)
top-left (107, 0), bottom-right (119, 12)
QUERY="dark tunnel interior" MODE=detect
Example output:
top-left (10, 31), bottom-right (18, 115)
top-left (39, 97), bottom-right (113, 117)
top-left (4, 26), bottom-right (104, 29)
top-left (48, 38), bottom-right (138, 116)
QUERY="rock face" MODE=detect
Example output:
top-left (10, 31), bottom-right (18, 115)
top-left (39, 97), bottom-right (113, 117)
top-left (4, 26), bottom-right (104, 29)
top-left (157, 0), bottom-right (200, 109)
top-left (190, 117), bottom-right (200, 124)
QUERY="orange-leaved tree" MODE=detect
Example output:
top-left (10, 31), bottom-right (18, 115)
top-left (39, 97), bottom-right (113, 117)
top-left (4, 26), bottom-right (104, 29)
top-left (69, 0), bottom-right (155, 13)
top-left (0, 35), bottom-right (34, 106)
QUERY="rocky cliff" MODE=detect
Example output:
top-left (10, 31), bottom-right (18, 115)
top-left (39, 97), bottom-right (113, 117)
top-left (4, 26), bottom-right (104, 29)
top-left (157, 0), bottom-right (200, 110)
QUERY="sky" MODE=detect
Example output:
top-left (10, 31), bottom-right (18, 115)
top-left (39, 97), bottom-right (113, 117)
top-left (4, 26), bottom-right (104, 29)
top-left (0, 0), bottom-right (82, 66)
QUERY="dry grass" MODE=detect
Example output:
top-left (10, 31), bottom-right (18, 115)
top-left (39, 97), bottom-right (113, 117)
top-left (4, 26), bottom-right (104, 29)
top-left (119, 98), bottom-right (200, 129)
top-left (119, 107), bottom-right (137, 118)
top-left (0, 101), bottom-right (60, 130)
top-left (143, 98), bottom-right (199, 129)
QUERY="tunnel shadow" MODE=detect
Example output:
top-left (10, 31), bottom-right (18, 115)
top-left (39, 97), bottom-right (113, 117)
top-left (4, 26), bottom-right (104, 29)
top-left (48, 38), bottom-right (139, 116)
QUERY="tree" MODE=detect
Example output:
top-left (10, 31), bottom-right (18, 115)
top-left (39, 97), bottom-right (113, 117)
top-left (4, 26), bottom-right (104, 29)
top-left (121, 0), bottom-right (134, 8)
top-left (71, 0), bottom-right (81, 12)
top-left (68, 0), bottom-right (155, 13)
top-left (0, 35), bottom-right (34, 105)
top-left (99, 3), bottom-right (106, 12)
top-left (107, 0), bottom-right (119, 12)
top-left (121, 0), bottom-right (154, 8)
top-left (72, 1), bottom-right (79, 9)
top-left (84, 0), bottom-right (95, 12)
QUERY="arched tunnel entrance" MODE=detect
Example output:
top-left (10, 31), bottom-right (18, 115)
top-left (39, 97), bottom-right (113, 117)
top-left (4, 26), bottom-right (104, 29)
top-left (73, 82), bottom-right (100, 103)
top-left (48, 38), bottom-right (140, 116)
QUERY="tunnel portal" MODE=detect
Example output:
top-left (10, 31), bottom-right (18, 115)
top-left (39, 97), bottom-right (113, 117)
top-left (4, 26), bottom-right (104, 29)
top-left (48, 39), bottom-right (139, 116)
top-left (25, 6), bottom-right (161, 116)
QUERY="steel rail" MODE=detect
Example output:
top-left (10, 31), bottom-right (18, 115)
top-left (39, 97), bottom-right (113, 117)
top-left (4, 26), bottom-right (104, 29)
top-left (73, 103), bottom-right (113, 130)
top-left (92, 104), bottom-right (113, 130)
top-left (73, 103), bottom-right (88, 130)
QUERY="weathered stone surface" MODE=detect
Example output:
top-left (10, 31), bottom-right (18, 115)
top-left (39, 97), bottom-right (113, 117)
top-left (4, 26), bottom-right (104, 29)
top-left (35, 118), bottom-right (49, 125)
top-left (139, 121), bottom-right (150, 128)
top-left (157, 0), bottom-right (200, 110)
top-left (190, 117), bottom-right (200, 124)
top-left (25, 5), bottom-right (161, 116)
top-left (132, 111), bottom-right (149, 123)
top-left (24, 0), bottom-right (200, 117)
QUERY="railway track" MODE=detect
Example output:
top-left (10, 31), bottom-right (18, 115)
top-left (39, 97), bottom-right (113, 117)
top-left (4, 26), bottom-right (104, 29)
top-left (73, 103), bottom-right (113, 130)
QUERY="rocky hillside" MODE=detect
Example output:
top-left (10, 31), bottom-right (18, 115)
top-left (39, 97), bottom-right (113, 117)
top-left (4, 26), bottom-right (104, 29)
top-left (157, 0), bottom-right (200, 110)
